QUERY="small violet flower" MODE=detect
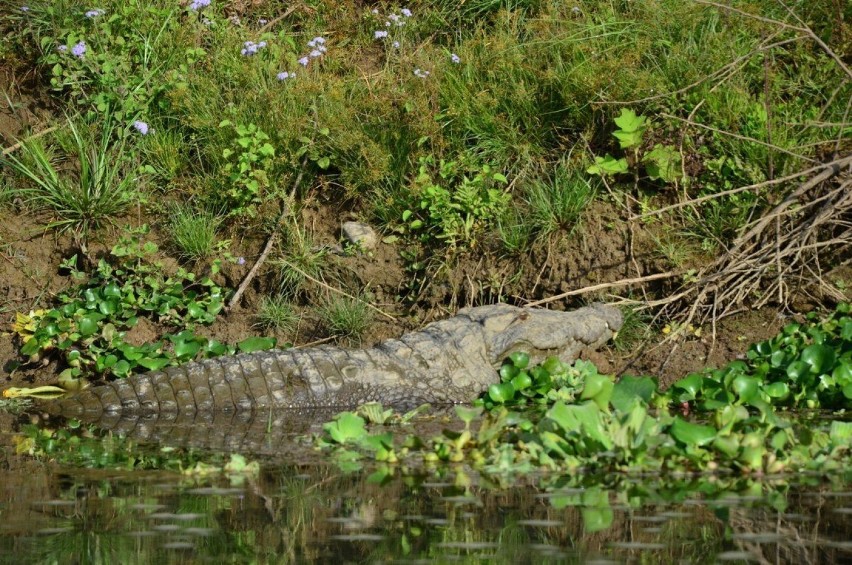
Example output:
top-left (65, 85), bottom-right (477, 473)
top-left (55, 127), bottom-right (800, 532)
top-left (189, 0), bottom-right (211, 11)
top-left (450, 53), bottom-right (460, 64)
top-left (133, 120), bottom-right (149, 135)
top-left (298, 56), bottom-right (309, 67)
top-left (85, 8), bottom-right (105, 18)
top-left (237, 256), bottom-right (246, 265)
top-left (241, 40), bottom-right (267, 56)
top-left (71, 40), bottom-right (87, 59)
top-left (57, 44), bottom-right (68, 52)
top-left (306, 36), bottom-right (325, 47)
top-left (392, 41), bottom-right (400, 49)
top-left (401, 8), bottom-right (412, 17)
top-left (374, 30), bottom-right (388, 39)
top-left (20, 6), bottom-right (30, 11)
top-left (276, 71), bottom-right (294, 81)
top-left (309, 49), bottom-right (323, 58)
top-left (258, 18), bottom-right (268, 25)
top-left (414, 68), bottom-right (430, 78)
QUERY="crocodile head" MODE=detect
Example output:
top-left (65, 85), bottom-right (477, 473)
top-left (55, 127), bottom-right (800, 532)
top-left (461, 303), bottom-right (623, 366)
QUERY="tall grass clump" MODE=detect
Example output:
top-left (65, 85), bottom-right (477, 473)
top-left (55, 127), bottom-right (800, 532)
top-left (317, 294), bottom-right (374, 344)
top-left (273, 221), bottom-right (329, 297)
top-left (255, 295), bottom-right (299, 334)
top-left (165, 202), bottom-right (222, 263)
top-left (525, 163), bottom-right (595, 239)
top-left (0, 115), bottom-right (140, 252)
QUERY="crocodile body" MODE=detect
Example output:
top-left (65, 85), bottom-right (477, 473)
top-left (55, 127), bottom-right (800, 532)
top-left (49, 304), bottom-right (622, 418)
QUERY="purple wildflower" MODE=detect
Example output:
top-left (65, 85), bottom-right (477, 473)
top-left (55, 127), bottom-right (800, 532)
top-left (450, 53), bottom-right (460, 64)
top-left (392, 41), bottom-right (400, 49)
top-left (374, 30), bottom-right (388, 39)
top-left (414, 68), bottom-right (430, 78)
top-left (133, 120), bottom-right (149, 135)
top-left (85, 8), bottom-right (104, 18)
top-left (20, 5), bottom-right (29, 11)
top-left (401, 8), bottom-right (412, 17)
top-left (241, 40), bottom-right (267, 56)
top-left (189, 0), bottom-right (210, 10)
top-left (237, 256), bottom-right (246, 265)
top-left (276, 71), bottom-right (294, 81)
top-left (298, 56), bottom-right (309, 67)
top-left (306, 36), bottom-right (325, 48)
top-left (71, 41), bottom-right (87, 59)
top-left (57, 44), bottom-right (68, 53)
top-left (309, 49), bottom-right (322, 58)
top-left (258, 18), bottom-right (268, 25)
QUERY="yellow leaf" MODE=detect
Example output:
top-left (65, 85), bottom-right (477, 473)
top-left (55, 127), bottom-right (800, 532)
top-left (3, 386), bottom-right (68, 399)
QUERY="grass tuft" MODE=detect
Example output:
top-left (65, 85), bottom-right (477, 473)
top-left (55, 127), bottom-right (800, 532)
top-left (317, 294), bottom-right (374, 344)
top-left (165, 202), bottom-right (222, 263)
top-left (255, 295), bottom-right (299, 334)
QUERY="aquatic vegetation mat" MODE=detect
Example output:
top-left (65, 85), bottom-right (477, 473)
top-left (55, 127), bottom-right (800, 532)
top-left (314, 303), bottom-right (852, 476)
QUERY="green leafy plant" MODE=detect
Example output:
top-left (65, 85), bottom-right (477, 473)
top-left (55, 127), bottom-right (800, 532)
top-left (399, 156), bottom-right (510, 248)
top-left (587, 109), bottom-right (682, 184)
top-left (12, 228), bottom-right (232, 383)
top-left (218, 120), bottom-right (276, 217)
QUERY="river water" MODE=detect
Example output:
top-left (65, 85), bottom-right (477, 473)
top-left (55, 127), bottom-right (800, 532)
top-left (1, 410), bottom-right (850, 564)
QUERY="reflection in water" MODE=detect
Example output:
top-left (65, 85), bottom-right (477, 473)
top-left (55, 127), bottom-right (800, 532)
top-left (0, 412), bottom-right (850, 563)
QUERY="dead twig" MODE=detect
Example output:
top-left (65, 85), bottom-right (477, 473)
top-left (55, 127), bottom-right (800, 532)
top-left (522, 271), bottom-right (681, 308)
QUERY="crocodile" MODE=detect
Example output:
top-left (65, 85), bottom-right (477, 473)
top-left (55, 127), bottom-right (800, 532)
top-left (48, 303), bottom-right (622, 418)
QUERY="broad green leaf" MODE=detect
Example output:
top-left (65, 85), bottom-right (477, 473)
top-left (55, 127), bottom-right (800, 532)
top-left (672, 373), bottom-right (704, 400)
top-left (763, 381), bottom-right (790, 401)
top-left (237, 336), bottom-right (276, 353)
top-left (611, 376), bottom-right (657, 413)
top-left (77, 315), bottom-right (100, 337)
top-left (509, 351), bottom-right (530, 369)
top-left (174, 339), bottom-right (201, 359)
top-left (801, 344), bottom-right (836, 374)
top-left (324, 412), bottom-right (367, 444)
top-left (137, 357), bottom-right (171, 371)
top-left (731, 375), bottom-right (760, 403)
top-left (830, 421), bottom-right (852, 444)
top-left (587, 155), bottom-right (628, 176)
top-left (669, 417), bottom-right (716, 447)
top-left (547, 401), bottom-right (612, 449)
top-left (582, 506), bottom-right (614, 533)
top-left (487, 382), bottom-right (515, 404)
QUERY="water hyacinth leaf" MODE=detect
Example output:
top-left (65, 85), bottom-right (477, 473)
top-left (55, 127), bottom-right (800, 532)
top-left (547, 401), bottom-right (612, 449)
top-left (173, 338), bottom-right (201, 359)
top-left (581, 373), bottom-right (613, 408)
top-left (800, 344), bottom-right (836, 374)
top-left (237, 336), bottom-right (276, 353)
top-left (763, 381), bottom-right (790, 401)
top-left (712, 435), bottom-right (740, 458)
top-left (137, 357), bottom-right (171, 371)
top-left (611, 376), bottom-right (657, 413)
top-left (844, 384), bottom-right (852, 400)
top-left (509, 351), bottom-right (530, 369)
top-left (582, 506), bottom-right (614, 533)
top-left (487, 382), bottom-right (515, 404)
top-left (731, 375), bottom-right (760, 403)
top-left (324, 412), bottom-right (367, 444)
top-left (77, 315), bottom-right (100, 336)
top-left (787, 360), bottom-right (809, 381)
top-left (672, 373), bottom-right (704, 400)
top-left (499, 363), bottom-right (519, 381)
top-left (455, 406), bottom-right (483, 425)
top-left (670, 417), bottom-right (716, 447)
top-left (511, 372), bottom-right (532, 392)
top-left (829, 421), bottom-right (852, 444)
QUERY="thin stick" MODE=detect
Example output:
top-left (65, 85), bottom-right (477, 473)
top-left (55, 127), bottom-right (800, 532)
top-left (634, 154), bottom-right (852, 219)
top-left (659, 112), bottom-right (818, 163)
top-left (227, 158), bottom-right (308, 310)
top-left (1, 126), bottom-right (60, 156)
top-left (523, 271), bottom-right (680, 307)
top-left (695, 0), bottom-right (852, 81)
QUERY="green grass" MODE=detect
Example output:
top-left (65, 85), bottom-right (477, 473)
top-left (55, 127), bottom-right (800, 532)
top-left (317, 294), bottom-right (374, 344)
top-left (164, 202), bottom-right (222, 263)
top-left (255, 295), bottom-right (299, 334)
top-left (0, 114), bottom-right (139, 252)
top-left (273, 220), bottom-right (329, 297)
top-left (525, 162), bottom-right (595, 239)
